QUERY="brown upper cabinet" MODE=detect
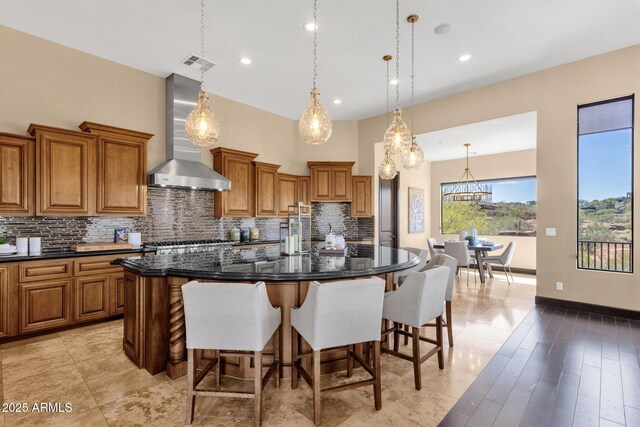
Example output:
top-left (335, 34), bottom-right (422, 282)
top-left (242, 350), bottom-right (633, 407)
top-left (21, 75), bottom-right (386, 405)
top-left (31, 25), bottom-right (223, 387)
top-left (254, 162), bottom-right (280, 217)
top-left (29, 124), bottom-right (97, 216)
top-left (307, 161), bottom-right (355, 202)
top-left (211, 147), bottom-right (258, 217)
top-left (351, 175), bottom-right (373, 217)
top-left (297, 176), bottom-right (311, 206)
top-left (0, 133), bottom-right (35, 215)
top-left (278, 173), bottom-right (299, 215)
top-left (79, 122), bottom-right (152, 217)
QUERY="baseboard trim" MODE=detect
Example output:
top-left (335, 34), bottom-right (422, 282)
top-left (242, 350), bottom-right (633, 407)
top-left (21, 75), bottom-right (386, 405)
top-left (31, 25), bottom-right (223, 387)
top-left (535, 296), bottom-right (640, 320)
top-left (510, 267), bottom-right (536, 275)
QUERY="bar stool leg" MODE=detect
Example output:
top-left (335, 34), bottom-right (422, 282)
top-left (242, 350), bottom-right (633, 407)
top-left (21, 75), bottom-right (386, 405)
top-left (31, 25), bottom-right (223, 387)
top-left (403, 324), bottom-right (409, 345)
top-left (412, 327), bottom-right (422, 390)
top-left (393, 322), bottom-right (400, 352)
top-left (291, 330), bottom-right (299, 389)
top-left (373, 341), bottom-right (382, 410)
top-left (346, 344), bottom-right (353, 378)
top-left (313, 350), bottom-right (322, 426)
top-left (446, 301), bottom-right (454, 347)
top-left (215, 349), bottom-right (221, 386)
top-left (254, 351), bottom-right (263, 427)
top-left (436, 316), bottom-right (444, 369)
top-left (274, 327), bottom-right (280, 388)
top-left (186, 348), bottom-right (195, 425)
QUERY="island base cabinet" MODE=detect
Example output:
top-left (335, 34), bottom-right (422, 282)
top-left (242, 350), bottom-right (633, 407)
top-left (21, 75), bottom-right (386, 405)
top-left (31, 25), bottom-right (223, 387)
top-left (123, 271), bottom-right (143, 367)
top-left (111, 273), bottom-right (125, 315)
top-left (20, 280), bottom-right (72, 333)
top-left (74, 275), bottom-right (110, 323)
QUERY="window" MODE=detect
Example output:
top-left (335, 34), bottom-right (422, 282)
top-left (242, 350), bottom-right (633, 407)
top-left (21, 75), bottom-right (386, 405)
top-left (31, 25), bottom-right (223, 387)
top-left (578, 96), bottom-right (634, 272)
top-left (441, 176), bottom-right (537, 236)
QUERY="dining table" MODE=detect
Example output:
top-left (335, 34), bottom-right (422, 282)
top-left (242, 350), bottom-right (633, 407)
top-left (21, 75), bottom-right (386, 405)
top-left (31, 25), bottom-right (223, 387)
top-left (433, 242), bottom-right (504, 283)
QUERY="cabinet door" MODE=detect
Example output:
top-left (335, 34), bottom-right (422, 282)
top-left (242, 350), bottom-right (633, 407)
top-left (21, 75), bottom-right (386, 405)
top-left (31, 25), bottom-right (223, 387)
top-left (211, 148), bottom-right (259, 217)
top-left (255, 162), bottom-right (279, 217)
top-left (311, 166), bottom-right (332, 201)
top-left (297, 176), bottom-right (311, 205)
top-left (0, 267), bottom-right (8, 337)
top-left (123, 271), bottom-right (143, 367)
top-left (74, 275), bottom-right (110, 322)
top-left (331, 166), bottom-right (352, 201)
top-left (31, 125), bottom-right (96, 216)
top-left (278, 174), bottom-right (298, 215)
top-left (0, 133), bottom-right (34, 215)
top-left (351, 176), bottom-right (372, 217)
top-left (97, 137), bottom-right (146, 216)
top-left (20, 279), bottom-right (72, 333)
top-left (111, 273), bottom-right (125, 315)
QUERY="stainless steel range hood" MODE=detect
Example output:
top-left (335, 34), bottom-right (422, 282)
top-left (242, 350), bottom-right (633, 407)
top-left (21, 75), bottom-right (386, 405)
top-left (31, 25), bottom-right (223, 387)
top-left (147, 73), bottom-right (231, 191)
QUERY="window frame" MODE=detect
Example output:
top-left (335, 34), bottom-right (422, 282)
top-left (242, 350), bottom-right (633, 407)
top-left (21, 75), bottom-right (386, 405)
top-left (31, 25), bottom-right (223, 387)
top-left (576, 94), bottom-right (634, 273)
top-left (439, 174), bottom-right (537, 237)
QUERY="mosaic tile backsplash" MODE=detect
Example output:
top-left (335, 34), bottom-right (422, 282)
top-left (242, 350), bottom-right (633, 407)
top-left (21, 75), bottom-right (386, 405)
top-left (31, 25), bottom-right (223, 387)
top-left (0, 188), bottom-right (374, 252)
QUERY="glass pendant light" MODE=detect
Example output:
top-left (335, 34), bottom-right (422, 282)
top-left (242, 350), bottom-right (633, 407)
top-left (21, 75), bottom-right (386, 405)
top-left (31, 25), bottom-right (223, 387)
top-left (383, 0), bottom-right (411, 155)
top-left (185, 0), bottom-right (220, 147)
top-left (379, 55), bottom-right (398, 180)
top-left (402, 14), bottom-right (425, 170)
top-left (299, 0), bottom-right (332, 144)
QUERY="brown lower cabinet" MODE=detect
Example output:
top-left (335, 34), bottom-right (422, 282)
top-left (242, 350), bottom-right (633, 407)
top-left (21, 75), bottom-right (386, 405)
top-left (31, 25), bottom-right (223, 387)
top-left (0, 253), bottom-right (138, 341)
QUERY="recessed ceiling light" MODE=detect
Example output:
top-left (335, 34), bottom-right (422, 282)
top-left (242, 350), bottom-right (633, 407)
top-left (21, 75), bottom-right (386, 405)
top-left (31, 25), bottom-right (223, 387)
top-left (239, 57), bottom-right (252, 65)
top-left (389, 79), bottom-right (399, 85)
top-left (333, 99), bottom-right (342, 105)
top-left (434, 23), bottom-right (453, 35)
top-left (458, 54), bottom-right (472, 62)
top-left (304, 22), bottom-right (317, 32)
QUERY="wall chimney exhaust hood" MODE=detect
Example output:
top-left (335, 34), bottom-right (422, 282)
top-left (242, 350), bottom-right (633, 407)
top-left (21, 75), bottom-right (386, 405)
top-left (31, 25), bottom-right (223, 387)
top-left (147, 73), bottom-right (231, 191)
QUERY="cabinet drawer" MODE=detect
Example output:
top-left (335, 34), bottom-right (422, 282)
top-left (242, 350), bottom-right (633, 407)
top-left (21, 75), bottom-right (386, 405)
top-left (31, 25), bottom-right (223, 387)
top-left (20, 279), bottom-right (72, 333)
top-left (19, 260), bottom-right (73, 282)
top-left (74, 257), bottom-right (121, 276)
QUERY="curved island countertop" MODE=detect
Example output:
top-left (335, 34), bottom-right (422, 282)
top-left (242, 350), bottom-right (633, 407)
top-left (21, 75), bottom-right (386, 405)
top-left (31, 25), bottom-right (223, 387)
top-left (113, 243), bottom-right (419, 282)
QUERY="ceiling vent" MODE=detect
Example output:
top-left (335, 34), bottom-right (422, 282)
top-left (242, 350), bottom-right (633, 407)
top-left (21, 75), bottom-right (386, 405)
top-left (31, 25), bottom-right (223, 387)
top-left (181, 54), bottom-right (216, 72)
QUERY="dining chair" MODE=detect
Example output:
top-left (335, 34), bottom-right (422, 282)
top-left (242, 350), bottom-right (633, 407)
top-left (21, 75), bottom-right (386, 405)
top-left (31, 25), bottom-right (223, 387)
top-left (481, 241), bottom-right (516, 285)
top-left (427, 237), bottom-right (444, 259)
top-left (382, 268), bottom-right (449, 390)
top-left (444, 241), bottom-right (476, 286)
top-left (291, 277), bottom-right (385, 426)
top-left (182, 281), bottom-right (281, 427)
top-left (394, 247), bottom-right (429, 287)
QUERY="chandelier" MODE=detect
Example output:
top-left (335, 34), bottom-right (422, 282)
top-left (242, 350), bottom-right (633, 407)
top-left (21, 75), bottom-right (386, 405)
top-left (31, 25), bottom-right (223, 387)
top-left (443, 144), bottom-right (492, 202)
top-left (299, 0), bottom-right (332, 144)
top-left (401, 14), bottom-right (424, 170)
top-left (185, 0), bottom-right (221, 147)
top-left (383, 0), bottom-right (411, 155)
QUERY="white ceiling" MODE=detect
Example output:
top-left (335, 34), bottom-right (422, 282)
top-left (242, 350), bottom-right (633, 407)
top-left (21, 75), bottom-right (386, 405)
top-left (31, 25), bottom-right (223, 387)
top-left (1, 1), bottom-right (639, 120)
top-left (417, 111), bottom-right (537, 162)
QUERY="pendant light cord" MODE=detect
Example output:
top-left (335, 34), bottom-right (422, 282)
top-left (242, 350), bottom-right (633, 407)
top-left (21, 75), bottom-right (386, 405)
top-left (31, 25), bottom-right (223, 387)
top-left (410, 18), bottom-right (415, 134)
top-left (386, 59), bottom-right (390, 127)
top-left (313, 0), bottom-right (318, 90)
top-left (200, 0), bottom-right (206, 90)
top-left (395, 0), bottom-right (400, 109)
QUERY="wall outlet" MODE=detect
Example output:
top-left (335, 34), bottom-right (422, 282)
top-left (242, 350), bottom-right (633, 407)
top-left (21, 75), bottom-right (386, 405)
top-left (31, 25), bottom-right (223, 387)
top-left (546, 228), bottom-right (557, 236)
top-left (556, 282), bottom-right (563, 291)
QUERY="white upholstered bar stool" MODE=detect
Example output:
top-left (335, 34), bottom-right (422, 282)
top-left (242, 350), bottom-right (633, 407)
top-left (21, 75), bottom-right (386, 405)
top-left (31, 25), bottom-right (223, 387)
top-left (382, 268), bottom-right (449, 390)
top-left (427, 237), bottom-right (444, 259)
top-left (181, 281), bottom-right (281, 427)
top-left (421, 254), bottom-right (458, 347)
top-left (291, 277), bottom-right (385, 426)
top-left (394, 248), bottom-right (429, 287)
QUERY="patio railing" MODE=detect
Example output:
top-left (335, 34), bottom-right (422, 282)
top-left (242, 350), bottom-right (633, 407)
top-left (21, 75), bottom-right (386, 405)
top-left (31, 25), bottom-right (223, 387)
top-left (577, 241), bottom-right (632, 272)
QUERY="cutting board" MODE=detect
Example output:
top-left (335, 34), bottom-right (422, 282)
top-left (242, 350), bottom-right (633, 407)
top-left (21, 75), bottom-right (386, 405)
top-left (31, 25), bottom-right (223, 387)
top-left (73, 242), bottom-right (134, 252)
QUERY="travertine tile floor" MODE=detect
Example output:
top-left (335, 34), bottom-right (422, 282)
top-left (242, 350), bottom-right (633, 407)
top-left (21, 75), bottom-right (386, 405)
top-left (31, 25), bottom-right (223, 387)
top-left (0, 271), bottom-right (535, 426)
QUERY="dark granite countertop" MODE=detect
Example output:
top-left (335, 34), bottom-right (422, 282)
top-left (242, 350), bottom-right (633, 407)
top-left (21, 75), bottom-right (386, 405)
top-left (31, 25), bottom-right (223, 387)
top-left (0, 248), bottom-right (147, 263)
top-left (113, 244), bottom-right (418, 282)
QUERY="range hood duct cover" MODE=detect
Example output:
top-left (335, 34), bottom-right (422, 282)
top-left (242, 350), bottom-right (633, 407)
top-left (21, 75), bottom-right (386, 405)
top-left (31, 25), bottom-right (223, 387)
top-left (147, 73), bottom-right (230, 191)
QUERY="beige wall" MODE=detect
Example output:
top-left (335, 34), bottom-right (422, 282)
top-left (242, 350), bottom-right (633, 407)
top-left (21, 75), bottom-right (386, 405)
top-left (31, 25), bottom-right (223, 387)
top-left (430, 149), bottom-right (536, 270)
top-left (360, 45), bottom-right (640, 311)
top-left (373, 143), bottom-right (432, 250)
top-left (0, 26), bottom-right (359, 177)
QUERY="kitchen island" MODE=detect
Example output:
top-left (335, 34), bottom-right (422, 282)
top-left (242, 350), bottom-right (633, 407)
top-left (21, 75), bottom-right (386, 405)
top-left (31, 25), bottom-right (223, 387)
top-left (114, 244), bottom-right (418, 379)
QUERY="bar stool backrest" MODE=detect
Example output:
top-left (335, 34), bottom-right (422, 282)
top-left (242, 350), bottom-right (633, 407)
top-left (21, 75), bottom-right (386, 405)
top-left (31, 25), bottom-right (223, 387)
top-left (423, 254), bottom-right (458, 301)
top-left (182, 281), bottom-right (280, 352)
top-left (294, 277), bottom-right (385, 350)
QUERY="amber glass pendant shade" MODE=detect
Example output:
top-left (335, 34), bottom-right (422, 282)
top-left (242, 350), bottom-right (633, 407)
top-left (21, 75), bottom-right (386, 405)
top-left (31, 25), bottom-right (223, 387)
top-left (383, 109), bottom-right (411, 155)
top-left (378, 152), bottom-right (398, 180)
top-left (402, 136), bottom-right (425, 170)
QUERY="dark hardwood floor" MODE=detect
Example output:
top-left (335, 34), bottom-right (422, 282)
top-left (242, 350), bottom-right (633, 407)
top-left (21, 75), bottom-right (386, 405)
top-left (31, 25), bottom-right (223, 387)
top-left (439, 305), bottom-right (640, 427)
